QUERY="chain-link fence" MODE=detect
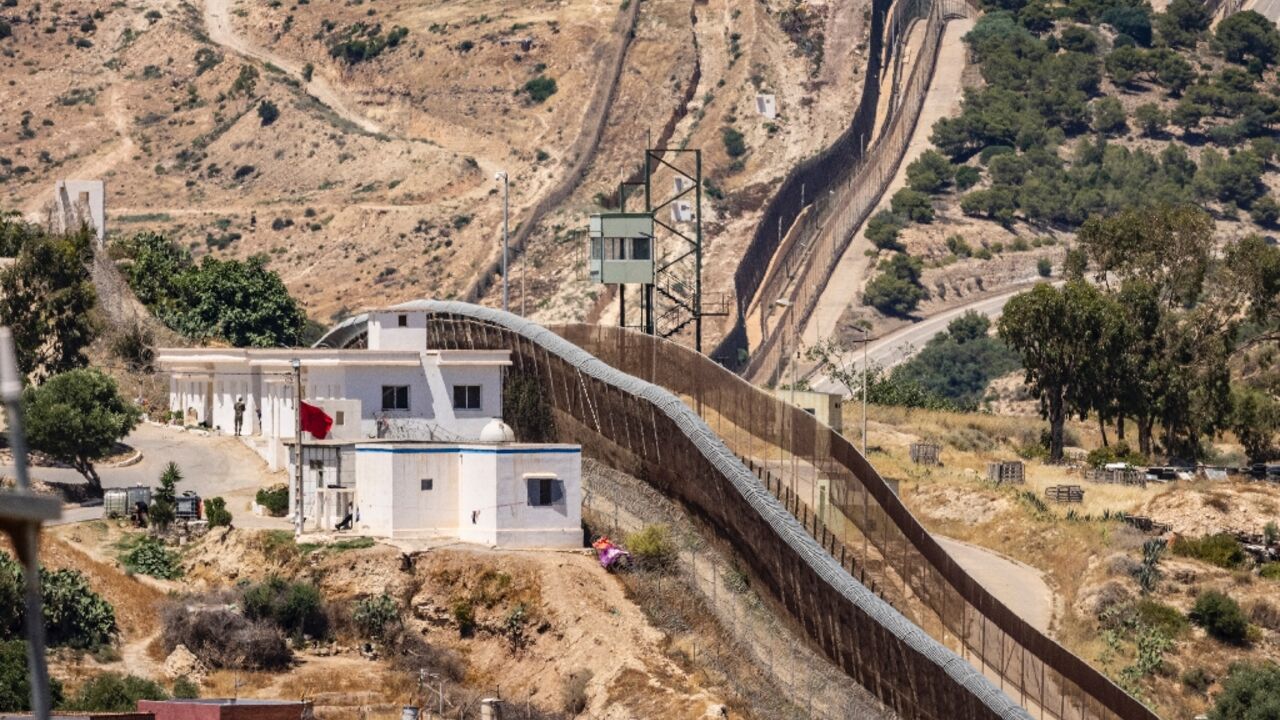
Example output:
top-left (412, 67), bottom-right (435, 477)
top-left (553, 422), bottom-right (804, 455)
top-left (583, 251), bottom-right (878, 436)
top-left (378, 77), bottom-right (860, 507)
top-left (583, 458), bottom-right (888, 719)
top-left (325, 302), bottom-right (1155, 720)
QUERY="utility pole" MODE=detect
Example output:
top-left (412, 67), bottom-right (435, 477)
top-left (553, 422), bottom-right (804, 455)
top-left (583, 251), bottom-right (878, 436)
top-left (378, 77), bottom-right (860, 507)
top-left (496, 171), bottom-right (509, 312)
top-left (292, 358), bottom-right (303, 538)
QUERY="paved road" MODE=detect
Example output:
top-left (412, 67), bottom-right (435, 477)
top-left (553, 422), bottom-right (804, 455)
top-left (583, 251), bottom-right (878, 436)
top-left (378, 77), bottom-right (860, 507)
top-left (937, 536), bottom-right (1053, 634)
top-left (6, 423), bottom-right (288, 527)
top-left (807, 284), bottom-right (1039, 395)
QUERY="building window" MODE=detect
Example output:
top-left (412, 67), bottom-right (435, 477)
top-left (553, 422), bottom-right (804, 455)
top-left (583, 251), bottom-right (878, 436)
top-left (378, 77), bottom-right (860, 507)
top-left (452, 385), bottom-right (481, 410)
top-left (420, 478), bottom-right (433, 491)
top-left (526, 476), bottom-right (563, 507)
top-left (381, 385), bottom-right (409, 411)
top-left (335, 411), bottom-right (345, 426)
top-left (631, 236), bottom-right (651, 260)
top-left (397, 314), bottom-right (408, 327)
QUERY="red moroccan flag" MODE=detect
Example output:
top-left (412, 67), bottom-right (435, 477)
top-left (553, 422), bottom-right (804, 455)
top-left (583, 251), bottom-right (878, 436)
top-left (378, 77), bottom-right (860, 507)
top-left (300, 402), bottom-right (333, 439)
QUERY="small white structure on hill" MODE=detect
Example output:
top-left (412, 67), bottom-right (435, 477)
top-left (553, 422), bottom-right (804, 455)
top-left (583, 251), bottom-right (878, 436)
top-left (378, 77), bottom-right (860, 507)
top-left (155, 307), bottom-right (582, 548)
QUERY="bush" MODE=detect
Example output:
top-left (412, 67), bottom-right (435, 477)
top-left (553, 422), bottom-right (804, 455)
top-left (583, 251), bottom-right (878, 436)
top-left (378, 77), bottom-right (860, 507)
top-left (1190, 590), bottom-right (1250, 643)
top-left (255, 484), bottom-right (290, 516)
top-left (954, 164), bottom-right (981, 190)
top-left (0, 553), bottom-right (118, 649)
top-left (242, 577), bottom-right (329, 640)
top-left (890, 188), bottom-right (934, 223)
top-left (1251, 195), bottom-right (1280, 227)
top-left (1262, 563), bottom-right (1280, 581)
top-left (1091, 97), bottom-right (1127, 135)
top-left (171, 676), bottom-right (199, 699)
top-left (523, 75), bottom-right (557, 103)
top-left (352, 594), bottom-right (399, 641)
top-left (122, 537), bottom-right (182, 580)
top-left (1209, 662), bottom-right (1280, 719)
top-left (1037, 257), bottom-right (1052, 277)
top-left (625, 525), bottom-right (677, 571)
top-left (161, 605), bottom-right (292, 670)
top-left (1135, 599), bottom-right (1188, 637)
top-left (0, 640), bottom-right (64, 711)
top-left (257, 100), bottom-right (279, 126)
top-left (1133, 103), bottom-right (1167, 137)
top-left (721, 127), bottom-right (746, 158)
top-left (864, 252), bottom-right (928, 317)
top-left (864, 210), bottom-right (904, 250)
top-left (1216, 11), bottom-right (1280, 67)
top-left (1181, 665), bottom-right (1213, 694)
top-left (906, 150), bottom-right (954, 193)
top-left (204, 497), bottom-right (231, 527)
top-left (1172, 533), bottom-right (1246, 569)
top-left (64, 673), bottom-right (167, 711)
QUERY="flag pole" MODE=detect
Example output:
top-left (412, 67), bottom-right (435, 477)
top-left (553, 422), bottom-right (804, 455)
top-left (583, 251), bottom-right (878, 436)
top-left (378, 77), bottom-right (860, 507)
top-left (292, 358), bottom-right (303, 538)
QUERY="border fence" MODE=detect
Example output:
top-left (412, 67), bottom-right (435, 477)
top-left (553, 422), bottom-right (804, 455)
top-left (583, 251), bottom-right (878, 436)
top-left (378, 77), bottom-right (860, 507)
top-left (324, 302), bottom-right (1161, 720)
top-left (714, 0), bottom-right (976, 386)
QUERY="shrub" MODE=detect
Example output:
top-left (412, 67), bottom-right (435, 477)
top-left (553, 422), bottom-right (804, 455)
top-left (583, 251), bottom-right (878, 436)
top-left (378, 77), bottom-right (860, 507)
top-left (954, 164), bottom-right (981, 190)
top-left (890, 188), bottom-right (934, 223)
top-left (1209, 662), bottom-right (1280, 719)
top-left (1134, 103), bottom-right (1167, 137)
top-left (0, 640), bottom-right (64, 711)
top-left (255, 484), bottom-right (290, 516)
top-left (864, 252), bottom-right (928, 316)
top-left (1251, 195), bottom-right (1280, 227)
top-left (257, 100), bottom-right (279, 126)
top-left (0, 553), bottom-right (118, 649)
top-left (1135, 598), bottom-right (1187, 637)
top-left (1181, 665), bottom-right (1213, 694)
top-left (905, 150), bottom-right (954, 194)
top-left (64, 673), bottom-right (167, 711)
top-left (1172, 533), bottom-right (1246, 569)
top-left (204, 497), bottom-right (231, 527)
top-left (1249, 599), bottom-right (1280, 631)
top-left (946, 234), bottom-right (972, 257)
top-left (242, 577), bottom-right (328, 640)
top-left (1091, 97), bottom-right (1127, 135)
top-left (161, 605), bottom-right (292, 670)
top-left (523, 75), bottom-right (557, 103)
top-left (864, 210), bottom-right (904, 250)
top-left (1190, 590), bottom-right (1250, 643)
top-left (721, 127), bottom-right (746, 158)
top-left (625, 524), bottom-right (677, 571)
top-left (122, 537), bottom-right (183, 580)
top-left (352, 594), bottom-right (399, 641)
top-left (171, 676), bottom-right (199, 699)
top-left (1037, 257), bottom-right (1052, 277)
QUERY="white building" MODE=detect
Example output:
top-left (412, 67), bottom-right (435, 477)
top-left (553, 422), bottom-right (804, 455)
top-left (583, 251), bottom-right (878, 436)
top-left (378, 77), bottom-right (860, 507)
top-left (155, 308), bottom-right (582, 548)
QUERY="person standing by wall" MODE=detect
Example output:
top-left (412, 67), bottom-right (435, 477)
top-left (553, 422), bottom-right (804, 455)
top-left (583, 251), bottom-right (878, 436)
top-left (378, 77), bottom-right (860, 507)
top-left (234, 397), bottom-right (246, 436)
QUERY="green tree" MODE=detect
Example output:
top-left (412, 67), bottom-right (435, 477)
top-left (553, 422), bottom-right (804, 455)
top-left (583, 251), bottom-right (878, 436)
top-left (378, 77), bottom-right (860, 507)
top-left (170, 255), bottom-right (306, 347)
top-left (1133, 103), bottom-right (1167, 137)
top-left (1252, 195), bottom-right (1280, 227)
top-left (1091, 97), bottom-right (1127, 135)
top-left (1105, 46), bottom-right (1151, 86)
top-left (1209, 662), bottom-right (1280, 720)
top-left (906, 150), bottom-right (955, 193)
top-left (0, 640), bottom-right (64, 712)
top-left (1157, 0), bottom-right (1210, 48)
top-left (23, 369), bottom-right (141, 492)
top-left (999, 281), bottom-right (1112, 460)
top-left (1215, 11), bottom-right (1280, 67)
top-left (1190, 590), bottom-right (1250, 643)
top-left (204, 497), bottom-right (232, 527)
top-left (863, 253), bottom-right (928, 317)
top-left (64, 673), bottom-right (168, 711)
top-left (864, 210), bottom-right (905, 250)
top-left (0, 225), bottom-right (97, 381)
top-left (1102, 5), bottom-right (1153, 46)
top-left (522, 75), bottom-right (557, 103)
top-left (890, 188), bottom-right (935, 223)
top-left (892, 312), bottom-right (1021, 406)
top-left (1230, 385), bottom-right (1280, 461)
top-left (150, 462), bottom-right (181, 530)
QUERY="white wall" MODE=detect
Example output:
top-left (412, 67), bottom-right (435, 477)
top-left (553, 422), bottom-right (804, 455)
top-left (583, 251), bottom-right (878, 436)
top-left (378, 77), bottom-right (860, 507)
top-left (354, 443), bottom-right (581, 548)
top-left (368, 311), bottom-right (428, 351)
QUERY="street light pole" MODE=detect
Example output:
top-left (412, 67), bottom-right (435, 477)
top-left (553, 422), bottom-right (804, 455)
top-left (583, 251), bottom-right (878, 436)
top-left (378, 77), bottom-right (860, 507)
top-left (496, 171), bottom-right (509, 312)
top-left (291, 358), bottom-right (303, 538)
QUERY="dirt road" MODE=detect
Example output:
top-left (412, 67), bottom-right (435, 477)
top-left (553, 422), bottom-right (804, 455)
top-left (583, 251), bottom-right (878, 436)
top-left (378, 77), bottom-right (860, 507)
top-left (203, 0), bottom-right (381, 135)
top-left (800, 17), bottom-right (975, 353)
top-left (936, 535), bottom-right (1054, 634)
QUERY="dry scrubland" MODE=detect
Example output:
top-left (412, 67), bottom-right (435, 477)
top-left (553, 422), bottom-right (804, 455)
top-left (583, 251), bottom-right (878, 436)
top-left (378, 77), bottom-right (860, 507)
top-left (1, 0), bottom-right (872, 340)
top-left (33, 520), bottom-right (761, 719)
top-left (861, 402), bottom-right (1280, 719)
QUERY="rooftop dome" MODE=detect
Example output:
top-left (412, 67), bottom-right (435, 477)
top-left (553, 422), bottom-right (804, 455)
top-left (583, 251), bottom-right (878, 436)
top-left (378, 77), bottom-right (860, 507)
top-left (479, 418), bottom-right (516, 443)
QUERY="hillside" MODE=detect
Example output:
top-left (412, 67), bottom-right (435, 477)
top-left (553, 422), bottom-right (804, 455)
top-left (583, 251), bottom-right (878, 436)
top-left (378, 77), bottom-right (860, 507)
top-left (819, 2), bottom-right (1280, 345)
top-left (860, 402), bottom-right (1280, 719)
top-left (0, 0), bottom-right (872, 334)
